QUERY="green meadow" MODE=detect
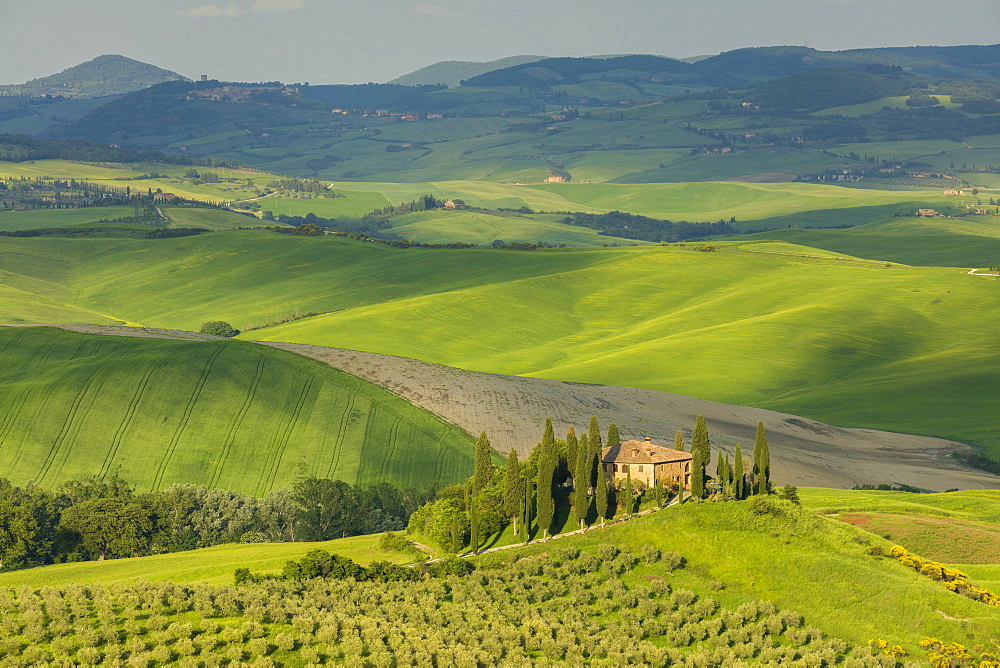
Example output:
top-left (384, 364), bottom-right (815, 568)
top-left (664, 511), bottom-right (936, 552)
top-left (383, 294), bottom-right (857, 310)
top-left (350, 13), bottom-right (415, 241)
top-left (0, 327), bottom-right (474, 494)
top-left (0, 206), bottom-right (135, 231)
top-left (1, 229), bottom-right (997, 461)
top-left (162, 206), bottom-right (277, 230)
top-left (385, 209), bottom-right (644, 246)
top-left (814, 95), bottom-right (961, 117)
top-left (542, 496), bottom-right (1000, 652)
top-left (736, 214), bottom-right (1000, 267)
top-left (9, 492), bottom-right (998, 655)
top-left (0, 160), bottom-right (267, 204)
top-left (0, 534), bottom-right (413, 588)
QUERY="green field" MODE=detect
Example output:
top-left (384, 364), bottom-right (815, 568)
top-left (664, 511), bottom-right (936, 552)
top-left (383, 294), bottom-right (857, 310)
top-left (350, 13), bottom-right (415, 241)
top-left (0, 206), bottom-right (135, 231)
top-left (2, 160), bottom-right (956, 226)
top-left (4, 491), bottom-right (999, 656)
top-left (0, 327), bottom-right (475, 493)
top-left (0, 534), bottom-right (414, 588)
top-left (814, 95), bottom-right (961, 117)
top-left (541, 495), bottom-right (1000, 652)
top-left (829, 139), bottom-right (967, 162)
top-left (0, 160), bottom-right (270, 204)
top-left (736, 216), bottom-right (1000, 267)
top-left (162, 206), bottom-right (278, 230)
top-left (613, 147), bottom-right (852, 184)
top-left (1, 230), bottom-right (997, 461)
top-left (385, 209), bottom-right (644, 246)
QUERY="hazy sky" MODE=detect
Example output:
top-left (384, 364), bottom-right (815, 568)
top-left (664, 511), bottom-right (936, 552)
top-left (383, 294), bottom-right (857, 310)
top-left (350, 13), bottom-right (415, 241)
top-left (2, 0), bottom-right (998, 85)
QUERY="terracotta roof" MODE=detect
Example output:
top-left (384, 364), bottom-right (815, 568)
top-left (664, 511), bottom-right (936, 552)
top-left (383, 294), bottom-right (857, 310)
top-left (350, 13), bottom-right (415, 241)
top-left (602, 440), bottom-right (691, 465)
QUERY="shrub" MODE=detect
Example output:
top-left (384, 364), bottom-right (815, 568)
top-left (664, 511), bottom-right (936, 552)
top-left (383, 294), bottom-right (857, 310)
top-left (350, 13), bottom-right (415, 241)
top-left (199, 321), bottom-right (240, 338)
top-left (748, 496), bottom-right (770, 515)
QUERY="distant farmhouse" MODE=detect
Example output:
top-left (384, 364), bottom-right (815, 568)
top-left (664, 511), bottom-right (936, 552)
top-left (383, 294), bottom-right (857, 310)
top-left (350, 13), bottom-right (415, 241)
top-left (602, 438), bottom-right (693, 490)
top-left (917, 208), bottom-right (940, 217)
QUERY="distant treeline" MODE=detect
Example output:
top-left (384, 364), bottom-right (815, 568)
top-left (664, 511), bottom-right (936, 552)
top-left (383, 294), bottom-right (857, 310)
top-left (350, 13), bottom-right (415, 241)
top-left (0, 133), bottom-right (250, 167)
top-left (0, 476), bottom-right (436, 569)
top-left (266, 221), bottom-right (477, 249)
top-left (563, 211), bottom-right (736, 242)
top-left (300, 83), bottom-right (455, 113)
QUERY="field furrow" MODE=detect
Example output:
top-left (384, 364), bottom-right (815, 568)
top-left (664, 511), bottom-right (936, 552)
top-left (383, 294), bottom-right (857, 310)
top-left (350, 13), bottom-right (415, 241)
top-left (207, 354), bottom-right (267, 489)
top-left (149, 345), bottom-right (226, 492)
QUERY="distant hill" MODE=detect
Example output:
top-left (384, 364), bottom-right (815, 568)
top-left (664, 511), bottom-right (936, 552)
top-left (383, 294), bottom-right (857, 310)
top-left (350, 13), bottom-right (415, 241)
top-left (47, 80), bottom-right (332, 148)
top-left (388, 55), bottom-right (548, 87)
top-left (0, 54), bottom-right (190, 98)
top-left (748, 69), bottom-right (909, 112)
top-left (693, 44), bottom-right (1000, 80)
top-left (0, 327), bottom-right (474, 493)
top-left (463, 55), bottom-right (692, 87)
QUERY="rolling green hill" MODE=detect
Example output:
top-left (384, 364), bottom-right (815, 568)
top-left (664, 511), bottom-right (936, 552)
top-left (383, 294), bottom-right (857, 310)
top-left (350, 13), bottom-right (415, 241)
top-left (3, 490), bottom-right (1000, 658)
top-left (0, 55), bottom-right (189, 98)
top-left (0, 533), bottom-right (413, 588)
top-left (1, 231), bottom-right (999, 464)
top-left (387, 56), bottom-right (548, 87)
top-left (0, 327), bottom-right (475, 494)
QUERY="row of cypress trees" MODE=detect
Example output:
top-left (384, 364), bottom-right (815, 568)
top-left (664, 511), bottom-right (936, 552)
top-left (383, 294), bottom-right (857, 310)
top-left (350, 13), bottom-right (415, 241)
top-left (691, 417), bottom-right (771, 501)
top-left (463, 415), bottom-right (772, 553)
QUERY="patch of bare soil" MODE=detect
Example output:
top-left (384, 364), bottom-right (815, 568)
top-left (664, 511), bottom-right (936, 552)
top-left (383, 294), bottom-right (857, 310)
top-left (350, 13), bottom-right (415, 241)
top-left (260, 341), bottom-right (1000, 492)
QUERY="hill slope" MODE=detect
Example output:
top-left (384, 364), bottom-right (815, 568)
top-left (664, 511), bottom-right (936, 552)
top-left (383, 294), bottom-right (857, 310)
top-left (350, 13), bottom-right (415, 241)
top-left (388, 55), bottom-right (548, 87)
top-left (0, 55), bottom-right (189, 98)
top-left (261, 340), bottom-right (999, 492)
top-left (0, 327), bottom-right (474, 493)
top-left (1, 231), bottom-right (999, 465)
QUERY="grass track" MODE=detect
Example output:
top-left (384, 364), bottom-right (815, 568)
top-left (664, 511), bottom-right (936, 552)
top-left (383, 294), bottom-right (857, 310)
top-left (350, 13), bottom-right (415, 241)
top-left (0, 327), bottom-right (474, 493)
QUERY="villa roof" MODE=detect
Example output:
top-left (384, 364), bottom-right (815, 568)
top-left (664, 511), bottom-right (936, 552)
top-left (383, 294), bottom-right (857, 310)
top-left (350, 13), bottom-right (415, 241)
top-left (602, 440), bottom-right (691, 465)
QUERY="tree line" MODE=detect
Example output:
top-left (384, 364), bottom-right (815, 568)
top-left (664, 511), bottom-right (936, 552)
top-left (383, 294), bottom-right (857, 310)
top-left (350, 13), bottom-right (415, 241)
top-left (0, 477), bottom-right (434, 570)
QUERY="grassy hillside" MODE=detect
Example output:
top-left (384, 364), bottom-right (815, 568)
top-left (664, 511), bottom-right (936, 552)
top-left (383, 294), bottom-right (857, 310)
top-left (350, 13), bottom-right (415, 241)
top-left (1, 230), bottom-right (998, 461)
top-left (0, 327), bottom-right (474, 493)
top-left (0, 206), bottom-right (134, 231)
top-left (0, 55), bottom-right (188, 98)
top-left (0, 534), bottom-right (413, 588)
top-left (243, 241), bottom-right (1000, 458)
top-left (4, 492), bottom-right (1000, 658)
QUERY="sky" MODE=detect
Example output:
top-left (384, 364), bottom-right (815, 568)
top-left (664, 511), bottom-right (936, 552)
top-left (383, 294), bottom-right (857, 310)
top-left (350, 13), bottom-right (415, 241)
top-left (2, 0), bottom-right (998, 85)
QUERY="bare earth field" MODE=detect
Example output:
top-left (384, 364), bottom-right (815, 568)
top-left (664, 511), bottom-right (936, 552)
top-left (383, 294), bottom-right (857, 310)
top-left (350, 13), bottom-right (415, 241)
top-left (19, 325), bottom-right (1000, 492)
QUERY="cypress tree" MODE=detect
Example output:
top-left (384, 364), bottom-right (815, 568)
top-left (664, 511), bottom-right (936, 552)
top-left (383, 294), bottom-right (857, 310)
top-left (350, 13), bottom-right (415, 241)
top-left (536, 418), bottom-right (556, 540)
top-left (606, 423), bottom-right (621, 448)
top-left (472, 431), bottom-right (493, 494)
top-left (469, 497), bottom-right (480, 555)
top-left (588, 415), bottom-right (603, 452)
top-left (734, 443), bottom-right (745, 500)
top-left (753, 421), bottom-right (770, 496)
top-left (565, 427), bottom-right (578, 484)
top-left (690, 415), bottom-right (711, 499)
top-left (595, 456), bottom-right (609, 526)
top-left (588, 418), bottom-right (604, 489)
top-left (502, 449), bottom-right (523, 535)
top-left (450, 511), bottom-right (461, 554)
top-left (674, 429), bottom-right (685, 452)
top-left (573, 440), bottom-right (589, 530)
top-left (520, 478), bottom-right (531, 543)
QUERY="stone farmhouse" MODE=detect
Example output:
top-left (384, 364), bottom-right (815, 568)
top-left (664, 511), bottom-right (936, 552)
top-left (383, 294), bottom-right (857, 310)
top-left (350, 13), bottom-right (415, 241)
top-left (602, 438), bottom-right (693, 490)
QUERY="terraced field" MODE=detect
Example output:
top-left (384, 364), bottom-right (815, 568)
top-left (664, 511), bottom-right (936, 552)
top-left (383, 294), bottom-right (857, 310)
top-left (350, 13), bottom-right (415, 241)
top-left (0, 327), bottom-right (475, 493)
